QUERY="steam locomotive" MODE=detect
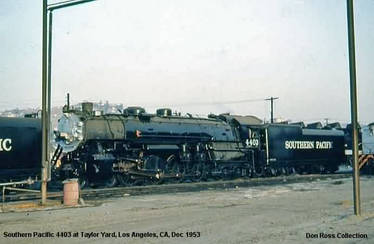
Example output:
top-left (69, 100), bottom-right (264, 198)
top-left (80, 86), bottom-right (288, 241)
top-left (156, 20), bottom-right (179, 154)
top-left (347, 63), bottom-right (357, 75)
top-left (53, 103), bottom-right (365, 187)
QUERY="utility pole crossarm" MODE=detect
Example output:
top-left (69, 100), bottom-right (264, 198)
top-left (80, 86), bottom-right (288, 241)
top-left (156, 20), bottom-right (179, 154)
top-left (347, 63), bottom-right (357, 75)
top-left (265, 97), bottom-right (279, 123)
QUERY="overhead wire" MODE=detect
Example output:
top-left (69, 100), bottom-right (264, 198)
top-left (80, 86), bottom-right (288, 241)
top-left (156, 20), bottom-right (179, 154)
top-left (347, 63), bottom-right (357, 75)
top-left (141, 98), bottom-right (267, 108)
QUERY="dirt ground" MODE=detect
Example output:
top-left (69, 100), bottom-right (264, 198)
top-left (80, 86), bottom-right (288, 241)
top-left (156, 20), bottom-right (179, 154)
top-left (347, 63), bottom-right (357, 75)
top-left (0, 176), bottom-right (373, 244)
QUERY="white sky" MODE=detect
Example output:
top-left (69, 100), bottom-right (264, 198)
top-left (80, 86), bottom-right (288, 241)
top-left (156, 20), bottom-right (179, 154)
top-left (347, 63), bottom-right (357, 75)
top-left (0, 0), bottom-right (373, 123)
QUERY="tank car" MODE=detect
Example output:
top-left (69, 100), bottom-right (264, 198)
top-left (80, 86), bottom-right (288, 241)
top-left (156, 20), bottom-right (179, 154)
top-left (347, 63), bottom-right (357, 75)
top-left (0, 117), bottom-right (41, 182)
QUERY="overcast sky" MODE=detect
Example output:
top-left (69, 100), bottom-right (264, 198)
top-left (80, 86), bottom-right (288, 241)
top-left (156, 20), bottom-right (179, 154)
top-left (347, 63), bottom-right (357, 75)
top-left (1, 0), bottom-right (373, 123)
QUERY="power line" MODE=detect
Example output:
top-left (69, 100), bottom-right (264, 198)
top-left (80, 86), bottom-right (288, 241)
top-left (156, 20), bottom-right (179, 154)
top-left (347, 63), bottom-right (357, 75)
top-left (142, 98), bottom-right (267, 108)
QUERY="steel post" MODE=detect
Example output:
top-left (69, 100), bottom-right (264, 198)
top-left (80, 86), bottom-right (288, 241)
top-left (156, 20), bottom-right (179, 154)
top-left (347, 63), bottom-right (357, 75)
top-left (346, 0), bottom-right (361, 216)
top-left (47, 10), bottom-right (53, 181)
top-left (41, 0), bottom-right (48, 205)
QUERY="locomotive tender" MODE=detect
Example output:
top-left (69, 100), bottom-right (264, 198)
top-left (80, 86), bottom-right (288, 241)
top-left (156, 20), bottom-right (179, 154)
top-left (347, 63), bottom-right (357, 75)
top-left (0, 117), bottom-right (41, 182)
top-left (54, 103), bottom-right (349, 187)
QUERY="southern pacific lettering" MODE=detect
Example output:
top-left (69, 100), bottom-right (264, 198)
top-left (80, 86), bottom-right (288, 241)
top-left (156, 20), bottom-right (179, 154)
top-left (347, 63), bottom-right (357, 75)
top-left (0, 138), bottom-right (12, 152)
top-left (285, 141), bottom-right (332, 150)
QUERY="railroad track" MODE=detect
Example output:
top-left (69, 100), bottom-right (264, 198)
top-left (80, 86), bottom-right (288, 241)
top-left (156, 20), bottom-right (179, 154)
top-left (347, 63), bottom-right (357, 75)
top-left (1, 173), bottom-right (351, 203)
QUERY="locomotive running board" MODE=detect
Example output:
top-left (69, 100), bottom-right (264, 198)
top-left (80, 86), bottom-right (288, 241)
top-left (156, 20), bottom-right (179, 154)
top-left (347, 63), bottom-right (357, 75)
top-left (127, 170), bottom-right (182, 179)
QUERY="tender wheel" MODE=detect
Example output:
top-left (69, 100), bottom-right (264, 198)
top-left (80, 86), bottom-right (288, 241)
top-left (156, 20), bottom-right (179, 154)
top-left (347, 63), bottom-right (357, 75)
top-left (295, 166), bottom-right (305, 174)
top-left (326, 165), bottom-right (338, 174)
top-left (266, 167), bottom-right (277, 177)
top-left (319, 165), bottom-right (326, 174)
top-left (252, 167), bottom-right (265, 177)
top-left (288, 167), bottom-right (296, 175)
top-left (279, 167), bottom-right (287, 176)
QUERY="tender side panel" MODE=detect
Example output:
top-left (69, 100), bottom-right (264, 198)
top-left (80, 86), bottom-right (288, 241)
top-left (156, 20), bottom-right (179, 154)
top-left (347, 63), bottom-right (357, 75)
top-left (0, 117), bottom-right (41, 180)
top-left (267, 125), bottom-right (345, 165)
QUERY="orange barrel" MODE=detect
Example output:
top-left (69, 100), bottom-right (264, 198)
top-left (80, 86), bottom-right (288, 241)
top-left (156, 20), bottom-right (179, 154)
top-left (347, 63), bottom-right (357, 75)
top-left (63, 179), bottom-right (79, 206)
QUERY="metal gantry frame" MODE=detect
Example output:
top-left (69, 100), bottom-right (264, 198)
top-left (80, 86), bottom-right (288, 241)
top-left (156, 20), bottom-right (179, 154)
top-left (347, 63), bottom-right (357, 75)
top-left (40, 1), bottom-right (361, 215)
top-left (41, 0), bottom-right (96, 205)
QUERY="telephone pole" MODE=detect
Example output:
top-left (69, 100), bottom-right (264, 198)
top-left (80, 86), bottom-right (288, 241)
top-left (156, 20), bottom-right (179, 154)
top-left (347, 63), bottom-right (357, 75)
top-left (265, 97), bottom-right (279, 123)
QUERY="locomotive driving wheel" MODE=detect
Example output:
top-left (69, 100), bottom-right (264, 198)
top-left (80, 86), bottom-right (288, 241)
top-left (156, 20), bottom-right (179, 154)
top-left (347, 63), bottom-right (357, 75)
top-left (165, 154), bottom-right (182, 176)
top-left (116, 173), bottom-right (133, 186)
top-left (234, 167), bottom-right (244, 178)
top-left (222, 167), bottom-right (234, 180)
top-left (192, 162), bottom-right (207, 181)
top-left (104, 175), bottom-right (118, 188)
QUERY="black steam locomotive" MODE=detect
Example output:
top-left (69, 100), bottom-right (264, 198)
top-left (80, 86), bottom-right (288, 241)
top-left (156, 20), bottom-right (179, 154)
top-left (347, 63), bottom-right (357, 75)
top-left (54, 103), bottom-right (351, 187)
top-left (0, 117), bottom-right (41, 182)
